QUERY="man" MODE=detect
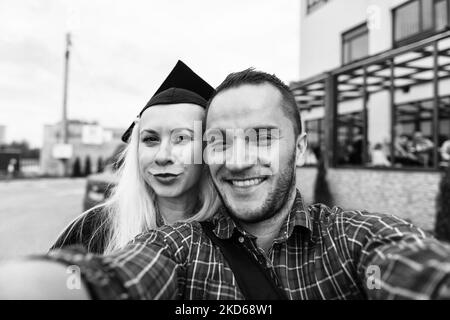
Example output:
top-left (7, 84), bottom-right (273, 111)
top-left (411, 131), bottom-right (434, 167)
top-left (1, 69), bottom-right (450, 300)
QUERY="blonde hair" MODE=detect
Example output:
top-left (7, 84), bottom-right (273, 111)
top-left (80, 119), bottom-right (220, 254)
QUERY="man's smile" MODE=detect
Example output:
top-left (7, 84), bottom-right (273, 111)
top-left (223, 176), bottom-right (269, 189)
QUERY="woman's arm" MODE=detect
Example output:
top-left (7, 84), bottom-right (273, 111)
top-left (0, 260), bottom-right (90, 300)
top-left (50, 207), bottom-right (107, 254)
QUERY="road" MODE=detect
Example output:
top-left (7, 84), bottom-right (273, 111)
top-left (0, 178), bottom-right (86, 261)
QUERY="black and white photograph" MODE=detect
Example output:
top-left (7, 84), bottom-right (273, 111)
top-left (1, 0), bottom-right (450, 306)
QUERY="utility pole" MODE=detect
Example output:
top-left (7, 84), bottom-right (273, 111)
top-left (61, 33), bottom-right (71, 176)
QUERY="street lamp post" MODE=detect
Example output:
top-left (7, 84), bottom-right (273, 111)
top-left (61, 33), bottom-right (71, 176)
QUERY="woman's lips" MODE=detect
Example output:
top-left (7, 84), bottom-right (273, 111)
top-left (152, 173), bottom-right (181, 184)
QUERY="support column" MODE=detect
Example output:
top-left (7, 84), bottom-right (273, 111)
top-left (433, 41), bottom-right (440, 168)
top-left (324, 73), bottom-right (337, 168)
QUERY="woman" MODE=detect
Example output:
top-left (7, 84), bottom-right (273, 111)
top-left (51, 61), bottom-right (220, 254)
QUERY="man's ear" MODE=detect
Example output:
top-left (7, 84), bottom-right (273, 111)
top-left (295, 133), bottom-right (308, 167)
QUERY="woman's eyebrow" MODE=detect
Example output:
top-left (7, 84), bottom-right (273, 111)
top-left (171, 128), bottom-right (195, 134)
top-left (140, 129), bottom-right (158, 135)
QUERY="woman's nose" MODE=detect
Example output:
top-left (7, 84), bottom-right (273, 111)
top-left (155, 141), bottom-right (174, 166)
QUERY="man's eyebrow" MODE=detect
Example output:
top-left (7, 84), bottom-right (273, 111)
top-left (251, 126), bottom-right (279, 131)
top-left (206, 128), bottom-right (227, 136)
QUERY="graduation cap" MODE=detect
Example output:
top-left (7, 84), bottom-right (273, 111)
top-left (121, 60), bottom-right (215, 143)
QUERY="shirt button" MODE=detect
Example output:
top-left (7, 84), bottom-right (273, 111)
top-left (238, 236), bottom-right (245, 243)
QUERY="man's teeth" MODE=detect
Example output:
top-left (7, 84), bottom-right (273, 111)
top-left (231, 178), bottom-right (264, 187)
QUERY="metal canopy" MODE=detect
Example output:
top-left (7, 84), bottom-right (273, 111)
top-left (291, 30), bottom-right (450, 112)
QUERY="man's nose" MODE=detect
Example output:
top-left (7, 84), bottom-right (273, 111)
top-left (155, 140), bottom-right (174, 166)
top-left (224, 138), bottom-right (257, 172)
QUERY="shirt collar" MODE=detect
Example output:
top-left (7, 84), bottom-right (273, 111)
top-left (211, 190), bottom-right (312, 240)
top-left (274, 190), bottom-right (312, 243)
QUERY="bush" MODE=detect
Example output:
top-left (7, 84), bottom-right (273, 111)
top-left (84, 156), bottom-right (92, 177)
top-left (435, 165), bottom-right (450, 242)
top-left (314, 158), bottom-right (334, 207)
top-left (97, 157), bottom-right (104, 173)
top-left (72, 157), bottom-right (82, 178)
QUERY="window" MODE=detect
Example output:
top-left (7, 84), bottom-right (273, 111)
top-left (307, 0), bottom-right (329, 14)
top-left (436, 0), bottom-right (449, 30)
top-left (393, 96), bottom-right (450, 168)
top-left (336, 111), bottom-right (365, 166)
top-left (305, 119), bottom-right (324, 165)
top-left (393, 0), bottom-right (449, 46)
top-left (342, 24), bottom-right (369, 65)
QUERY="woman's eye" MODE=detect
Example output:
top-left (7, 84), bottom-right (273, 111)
top-left (174, 134), bottom-right (192, 144)
top-left (142, 136), bottom-right (159, 144)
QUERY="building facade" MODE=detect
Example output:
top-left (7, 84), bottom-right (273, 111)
top-left (292, 0), bottom-right (450, 230)
top-left (40, 120), bottom-right (125, 177)
top-left (0, 125), bottom-right (5, 145)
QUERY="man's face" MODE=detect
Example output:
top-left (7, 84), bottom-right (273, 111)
top-left (206, 83), bottom-right (306, 223)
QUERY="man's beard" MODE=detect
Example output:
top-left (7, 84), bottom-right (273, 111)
top-left (218, 154), bottom-right (296, 224)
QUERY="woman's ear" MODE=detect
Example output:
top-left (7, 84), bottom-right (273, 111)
top-left (295, 133), bottom-right (308, 167)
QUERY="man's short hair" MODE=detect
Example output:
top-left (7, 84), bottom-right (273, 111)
top-left (207, 68), bottom-right (302, 136)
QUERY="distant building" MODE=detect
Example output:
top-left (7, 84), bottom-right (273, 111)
top-left (291, 0), bottom-right (450, 231)
top-left (0, 125), bottom-right (5, 145)
top-left (40, 120), bottom-right (125, 176)
top-left (0, 149), bottom-right (20, 178)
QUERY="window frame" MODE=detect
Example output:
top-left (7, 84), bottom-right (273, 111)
top-left (392, 0), bottom-right (450, 47)
top-left (335, 110), bottom-right (367, 167)
top-left (306, 0), bottom-right (329, 15)
top-left (392, 95), bottom-right (450, 170)
top-left (341, 23), bottom-right (370, 65)
top-left (304, 118), bottom-right (325, 166)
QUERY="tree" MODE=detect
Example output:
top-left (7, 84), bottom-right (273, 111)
top-left (97, 157), bottom-right (104, 173)
top-left (313, 158), bottom-right (334, 207)
top-left (3, 140), bottom-right (40, 159)
top-left (84, 156), bottom-right (92, 177)
top-left (435, 165), bottom-right (450, 242)
top-left (72, 157), bottom-right (82, 178)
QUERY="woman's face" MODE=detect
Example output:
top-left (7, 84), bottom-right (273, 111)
top-left (138, 103), bottom-right (205, 199)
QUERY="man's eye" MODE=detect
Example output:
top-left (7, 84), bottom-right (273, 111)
top-left (207, 139), bottom-right (228, 151)
top-left (257, 134), bottom-right (273, 146)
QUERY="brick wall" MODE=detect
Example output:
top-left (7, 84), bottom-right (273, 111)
top-left (296, 167), bottom-right (442, 231)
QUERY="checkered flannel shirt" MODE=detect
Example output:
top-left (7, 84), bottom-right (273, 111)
top-left (46, 191), bottom-right (450, 300)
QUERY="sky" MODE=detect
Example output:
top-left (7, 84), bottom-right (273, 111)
top-left (0, 0), bottom-right (301, 148)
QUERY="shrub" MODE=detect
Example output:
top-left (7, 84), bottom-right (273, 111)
top-left (97, 157), bottom-right (104, 173)
top-left (84, 156), bottom-right (92, 177)
top-left (72, 157), bottom-right (82, 178)
top-left (314, 158), bottom-right (334, 207)
top-left (435, 165), bottom-right (450, 242)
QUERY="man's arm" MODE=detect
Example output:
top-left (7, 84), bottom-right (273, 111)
top-left (341, 211), bottom-right (450, 299)
top-left (0, 260), bottom-right (90, 300)
top-left (0, 223), bottom-right (193, 300)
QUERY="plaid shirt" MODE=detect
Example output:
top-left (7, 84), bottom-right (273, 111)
top-left (46, 191), bottom-right (450, 300)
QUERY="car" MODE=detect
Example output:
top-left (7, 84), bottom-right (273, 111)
top-left (82, 144), bottom-right (125, 211)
